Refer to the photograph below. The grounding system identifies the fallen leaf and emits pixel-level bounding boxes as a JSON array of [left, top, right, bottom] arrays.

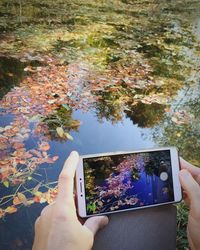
[[64, 132, 73, 140], [12, 142, 24, 150], [56, 127, 64, 138], [3, 181, 9, 188], [0, 208, 5, 218], [13, 196, 22, 205], [62, 104, 70, 110], [48, 100, 56, 104], [17, 192, 29, 206], [39, 142, 50, 151], [34, 191, 42, 197], [52, 155, 59, 162], [33, 196, 41, 203], [5, 206, 17, 214]]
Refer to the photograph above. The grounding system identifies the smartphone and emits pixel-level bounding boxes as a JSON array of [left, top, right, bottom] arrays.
[[76, 147, 182, 218]]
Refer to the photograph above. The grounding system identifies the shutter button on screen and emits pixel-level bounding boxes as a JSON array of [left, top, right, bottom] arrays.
[[160, 172, 168, 181]]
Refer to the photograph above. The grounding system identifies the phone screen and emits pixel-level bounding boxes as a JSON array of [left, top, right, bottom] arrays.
[[83, 150, 174, 215]]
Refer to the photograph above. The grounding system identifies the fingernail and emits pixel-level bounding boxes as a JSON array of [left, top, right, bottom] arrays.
[[71, 151, 78, 156]]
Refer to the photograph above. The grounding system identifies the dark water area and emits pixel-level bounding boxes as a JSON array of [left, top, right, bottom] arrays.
[[0, 0, 200, 249], [0, 57, 26, 98]]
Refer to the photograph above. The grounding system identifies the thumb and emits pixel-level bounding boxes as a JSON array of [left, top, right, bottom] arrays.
[[84, 216, 109, 236], [179, 169, 200, 216]]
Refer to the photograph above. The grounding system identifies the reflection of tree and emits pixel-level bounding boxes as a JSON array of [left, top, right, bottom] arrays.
[[131, 168, 140, 180], [84, 163, 96, 200], [152, 95, 200, 166], [125, 103, 166, 128], [41, 106, 80, 140], [145, 160, 156, 176], [0, 56, 26, 98]]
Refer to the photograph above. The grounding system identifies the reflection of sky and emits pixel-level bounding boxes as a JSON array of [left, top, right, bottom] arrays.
[[71, 110, 154, 155]]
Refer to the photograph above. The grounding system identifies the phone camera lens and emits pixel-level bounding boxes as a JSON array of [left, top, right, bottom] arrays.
[[81, 194, 83, 197], [80, 178, 82, 181]]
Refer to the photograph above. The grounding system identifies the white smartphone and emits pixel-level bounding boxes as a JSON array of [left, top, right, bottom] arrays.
[[76, 147, 182, 218]]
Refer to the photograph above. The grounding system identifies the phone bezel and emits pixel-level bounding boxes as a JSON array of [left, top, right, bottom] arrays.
[[75, 147, 182, 218]]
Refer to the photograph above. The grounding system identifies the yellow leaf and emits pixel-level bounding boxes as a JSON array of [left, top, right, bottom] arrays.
[[64, 132, 73, 140], [13, 196, 21, 205], [5, 206, 17, 214], [17, 192, 29, 206], [56, 127, 64, 138]]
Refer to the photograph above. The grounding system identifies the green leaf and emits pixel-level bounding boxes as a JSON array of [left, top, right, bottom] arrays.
[[62, 104, 70, 111], [3, 181, 9, 188], [87, 202, 96, 212]]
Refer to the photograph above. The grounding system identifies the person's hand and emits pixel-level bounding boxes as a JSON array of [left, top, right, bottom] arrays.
[[32, 151, 109, 250], [179, 158, 200, 250]]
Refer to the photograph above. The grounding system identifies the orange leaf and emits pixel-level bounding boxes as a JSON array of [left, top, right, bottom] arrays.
[[39, 142, 50, 151], [52, 156, 59, 162], [0, 208, 5, 218], [33, 196, 41, 203], [12, 142, 24, 150]]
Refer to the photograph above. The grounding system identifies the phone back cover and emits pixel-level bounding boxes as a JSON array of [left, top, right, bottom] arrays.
[[92, 205, 177, 250]]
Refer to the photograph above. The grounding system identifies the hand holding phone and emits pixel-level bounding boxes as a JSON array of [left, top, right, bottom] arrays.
[[76, 147, 182, 217]]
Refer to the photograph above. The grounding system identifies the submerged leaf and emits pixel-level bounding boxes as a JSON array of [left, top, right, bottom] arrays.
[[3, 181, 9, 188]]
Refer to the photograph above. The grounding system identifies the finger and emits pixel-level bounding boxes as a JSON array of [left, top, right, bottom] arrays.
[[35, 216, 41, 231], [179, 170, 200, 217], [182, 191, 190, 206], [84, 216, 109, 236], [197, 174, 200, 185], [180, 158, 200, 177], [57, 151, 79, 205], [32, 216, 41, 249]]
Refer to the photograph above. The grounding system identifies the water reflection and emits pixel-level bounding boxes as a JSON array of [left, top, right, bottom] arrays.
[[0, 0, 200, 249], [0, 57, 26, 98], [72, 110, 154, 154]]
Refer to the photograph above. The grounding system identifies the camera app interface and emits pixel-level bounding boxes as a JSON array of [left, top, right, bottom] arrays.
[[83, 150, 174, 215]]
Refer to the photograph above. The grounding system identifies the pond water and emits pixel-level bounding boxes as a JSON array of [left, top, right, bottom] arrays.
[[0, 0, 200, 249]]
